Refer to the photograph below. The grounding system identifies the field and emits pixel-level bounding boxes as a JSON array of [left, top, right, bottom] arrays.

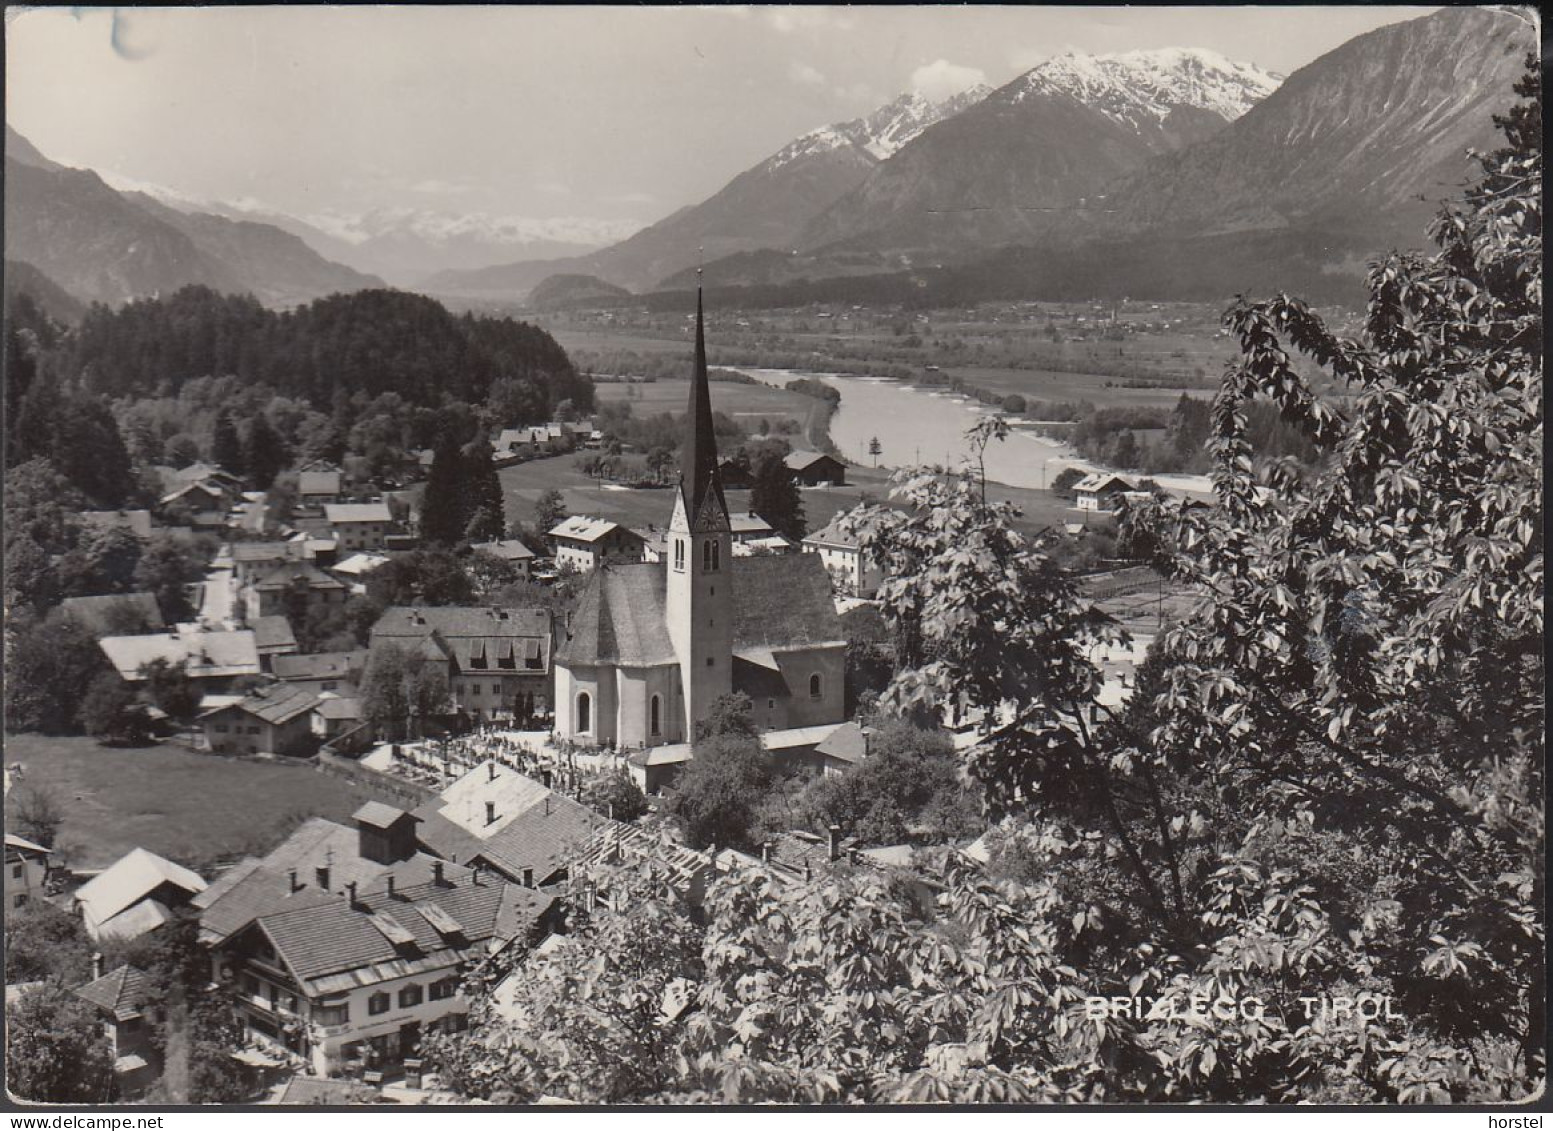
[[500, 453, 1074, 541], [2, 735, 391, 871], [596, 377, 824, 437]]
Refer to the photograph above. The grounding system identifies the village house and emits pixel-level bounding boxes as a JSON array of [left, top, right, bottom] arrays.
[[553, 296, 848, 749], [784, 450, 847, 487], [272, 650, 369, 695], [801, 518, 884, 598], [311, 693, 365, 743], [5, 833, 52, 910], [369, 606, 554, 725], [200, 683, 322, 756], [251, 615, 300, 670], [471, 539, 537, 578], [230, 541, 314, 587], [325, 502, 396, 551], [194, 807, 557, 1078], [73, 960, 162, 1098], [412, 761, 608, 887], [98, 626, 262, 691], [241, 559, 349, 622], [729, 512, 776, 543], [298, 468, 344, 506], [73, 847, 208, 943], [546, 516, 646, 573], [1072, 471, 1137, 513]]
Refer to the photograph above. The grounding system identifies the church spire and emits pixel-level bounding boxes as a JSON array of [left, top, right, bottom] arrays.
[[679, 283, 727, 525]]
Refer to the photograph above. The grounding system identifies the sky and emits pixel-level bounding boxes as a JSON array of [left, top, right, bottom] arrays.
[[6, 5, 1439, 243]]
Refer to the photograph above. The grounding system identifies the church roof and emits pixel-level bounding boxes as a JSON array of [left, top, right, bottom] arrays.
[[557, 554, 844, 670], [678, 289, 728, 529]]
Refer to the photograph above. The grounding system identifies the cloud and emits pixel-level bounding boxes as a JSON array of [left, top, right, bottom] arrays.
[[765, 8, 856, 34], [787, 61, 827, 88], [604, 191, 657, 205], [909, 59, 988, 101]]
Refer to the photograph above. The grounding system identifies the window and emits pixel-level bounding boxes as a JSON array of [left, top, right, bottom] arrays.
[[429, 977, 458, 1002], [398, 984, 424, 1009], [13, 893, 27, 909], [809, 673, 823, 699], [576, 692, 591, 734], [702, 539, 720, 572], [10, 864, 22, 881], [673, 539, 685, 572], [706, 657, 714, 668], [215, 724, 230, 734], [368, 992, 391, 1016], [470, 685, 481, 697], [650, 695, 661, 737], [244, 975, 260, 996], [316, 1001, 350, 1027]]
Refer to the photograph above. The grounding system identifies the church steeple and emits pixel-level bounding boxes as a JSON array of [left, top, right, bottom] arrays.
[[678, 287, 728, 528]]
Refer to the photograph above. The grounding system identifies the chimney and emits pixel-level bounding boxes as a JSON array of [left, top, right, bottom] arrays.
[[386, 874, 396, 900], [485, 800, 497, 825], [541, 769, 553, 788], [522, 867, 534, 889], [487, 761, 497, 782], [760, 843, 770, 864], [432, 861, 445, 887], [804, 860, 813, 881], [606, 802, 614, 821], [828, 825, 842, 862], [289, 869, 301, 893], [471, 862, 483, 886], [861, 727, 872, 758], [315, 865, 330, 891], [345, 881, 359, 907], [91, 953, 103, 981], [585, 882, 597, 912]]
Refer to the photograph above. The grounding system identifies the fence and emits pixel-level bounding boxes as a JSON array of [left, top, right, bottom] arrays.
[[312, 748, 436, 808]]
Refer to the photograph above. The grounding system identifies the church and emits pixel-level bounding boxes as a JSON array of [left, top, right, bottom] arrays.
[[553, 295, 848, 749]]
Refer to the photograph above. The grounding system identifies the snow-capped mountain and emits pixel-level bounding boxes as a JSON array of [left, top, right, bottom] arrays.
[[1011, 48, 1280, 128], [768, 85, 993, 170], [796, 47, 1283, 257], [423, 85, 991, 298]]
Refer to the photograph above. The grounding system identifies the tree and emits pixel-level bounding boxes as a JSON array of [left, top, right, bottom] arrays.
[[693, 691, 757, 743], [81, 671, 154, 744], [867, 436, 883, 466], [4, 616, 112, 733], [582, 766, 650, 823], [663, 733, 772, 851], [140, 657, 202, 721], [5, 983, 116, 1103], [8, 785, 66, 849], [749, 450, 805, 541], [132, 532, 208, 624], [242, 412, 287, 490], [1049, 465, 1086, 499], [3, 901, 96, 986], [1001, 394, 1027, 415], [463, 438, 507, 541], [366, 549, 474, 607], [534, 489, 567, 537], [361, 644, 450, 741], [420, 436, 467, 545], [210, 408, 245, 476]]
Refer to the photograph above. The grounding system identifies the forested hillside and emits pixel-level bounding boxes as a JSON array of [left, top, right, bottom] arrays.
[[52, 286, 591, 413]]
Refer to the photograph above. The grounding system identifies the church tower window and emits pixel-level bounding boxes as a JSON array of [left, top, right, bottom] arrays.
[[650, 695, 662, 737], [577, 692, 591, 734]]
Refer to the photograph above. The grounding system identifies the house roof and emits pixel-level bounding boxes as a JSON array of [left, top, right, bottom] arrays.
[[59, 592, 165, 636], [370, 607, 552, 674], [802, 519, 863, 550], [784, 450, 840, 472], [231, 540, 309, 564], [472, 540, 536, 562], [272, 650, 368, 682], [729, 513, 775, 536], [193, 819, 474, 945], [733, 536, 794, 557], [548, 515, 625, 544], [80, 510, 154, 540], [253, 875, 553, 993], [93, 898, 176, 943], [353, 801, 413, 830], [558, 555, 843, 669], [314, 695, 363, 721], [251, 616, 299, 652], [75, 847, 207, 934], [814, 721, 869, 764], [413, 762, 608, 884], [330, 553, 390, 576], [298, 471, 342, 495], [1074, 472, 1136, 494], [98, 629, 261, 681], [5, 833, 52, 859], [74, 965, 155, 1022], [253, 561, 347, 592], [324, 502, 392, 524], [200, 682, 320, 726]]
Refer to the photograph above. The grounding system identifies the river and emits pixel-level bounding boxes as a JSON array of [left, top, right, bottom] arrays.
[[740, 368, 1081, 491]]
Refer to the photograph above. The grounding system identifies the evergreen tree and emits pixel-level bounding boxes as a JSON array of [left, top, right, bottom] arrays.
[[463, 438, 506, 541], [749, 450, 805, 541], [243, 412, 287, 490], [420, 436, 467, 545], [210, 409, 245, 476], [534, 489, 567, 536]]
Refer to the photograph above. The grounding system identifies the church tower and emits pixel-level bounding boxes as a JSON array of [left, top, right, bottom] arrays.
[[666, 288, 733, 739]]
